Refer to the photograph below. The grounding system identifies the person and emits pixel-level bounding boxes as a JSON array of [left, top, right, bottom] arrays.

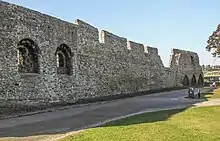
[[210, 84, 214, 90], [213, 82, 216, 88], [197, 88, 201, 98], [188, 87, 194, 99], [188, 87, 191, 95]]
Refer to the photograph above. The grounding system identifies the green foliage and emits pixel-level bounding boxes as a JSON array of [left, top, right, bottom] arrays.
[[206, 24, 220, 57]]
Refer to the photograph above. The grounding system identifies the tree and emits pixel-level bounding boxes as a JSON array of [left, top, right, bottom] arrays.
[[206, 24, 220, 57]]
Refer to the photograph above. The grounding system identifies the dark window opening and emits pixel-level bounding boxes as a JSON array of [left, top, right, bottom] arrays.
[[190, 56, 194, 65], [17, 38, 40, 73], [55, 44, 72, 75], [182, 75, 189, 86], [191, 75, 197, 86]]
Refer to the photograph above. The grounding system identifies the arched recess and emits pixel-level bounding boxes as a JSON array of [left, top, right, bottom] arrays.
[[198, 74, 204, 86], [55, 44, 72, 75], [191, 74, 197, 86], [182, 75, 189, 86], [17, 38, 40, 73]]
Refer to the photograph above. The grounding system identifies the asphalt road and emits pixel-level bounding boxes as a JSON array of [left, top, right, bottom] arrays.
[[0, 89, 205, 140]]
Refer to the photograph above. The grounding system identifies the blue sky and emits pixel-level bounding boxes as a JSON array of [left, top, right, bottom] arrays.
[[4, 0, 220, 66]]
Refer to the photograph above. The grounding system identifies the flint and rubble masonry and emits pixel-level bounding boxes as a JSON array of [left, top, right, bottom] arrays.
[[0, 1, 203, 105]]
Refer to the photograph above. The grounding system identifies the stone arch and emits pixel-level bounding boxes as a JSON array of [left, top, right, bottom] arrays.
[[55, 44, 72, 74], [182, 75, 189, 86], [17, 38, 40, 73], [198, 74, 204, 86], [191, 74, 197, 86]]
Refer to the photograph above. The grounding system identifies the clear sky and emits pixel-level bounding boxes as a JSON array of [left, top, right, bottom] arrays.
[[4, 0, 220, 66]]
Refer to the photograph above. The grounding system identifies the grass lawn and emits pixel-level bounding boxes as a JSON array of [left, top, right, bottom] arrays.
[[202, 88, 220, 99], [61, 106, 220, 141]]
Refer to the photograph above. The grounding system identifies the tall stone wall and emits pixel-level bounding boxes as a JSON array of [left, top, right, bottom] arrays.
[[0, 1, 78, 103], [0, 1, 203, 105]]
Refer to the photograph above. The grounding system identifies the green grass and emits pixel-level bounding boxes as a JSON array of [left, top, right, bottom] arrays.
[[61, 106, 220, 141], [202, 88, 220, 99]]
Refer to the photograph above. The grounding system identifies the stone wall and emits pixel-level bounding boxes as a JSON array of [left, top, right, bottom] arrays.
[[0, 1, 203, 105]]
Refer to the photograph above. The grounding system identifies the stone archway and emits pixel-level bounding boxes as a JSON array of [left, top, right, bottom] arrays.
[[182, 75, 189, 86], [198, 74, 204, 86], [191, 75, 197, 86]]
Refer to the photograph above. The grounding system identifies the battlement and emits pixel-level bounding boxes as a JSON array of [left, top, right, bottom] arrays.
[[127, 40, 145, 56], [101, 30, 127, 51], [147, 46, 158, 55], [0, 0, 202, 67], [0, 0, 200, 60], [76, 19, 163, 57], [75, 19, 98, 30]]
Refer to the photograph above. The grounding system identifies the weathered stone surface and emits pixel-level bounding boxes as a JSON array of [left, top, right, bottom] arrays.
[[0, 1, 203, 106]]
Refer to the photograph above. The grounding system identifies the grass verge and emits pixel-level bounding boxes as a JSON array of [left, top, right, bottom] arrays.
[[202, 88, 220, 99], [61, 106, 220, 141]]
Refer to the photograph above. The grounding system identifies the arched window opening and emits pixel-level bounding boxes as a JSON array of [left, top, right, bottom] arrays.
[[191, 75, 197, 86], [182, 75, 189, 86], [55, 44, 72, 75], [17, 38, 39, 73], [198, 74, 204, 86]]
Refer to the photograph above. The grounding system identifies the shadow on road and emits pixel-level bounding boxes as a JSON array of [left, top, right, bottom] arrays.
[[102, 89, 215, 128], [103, 108, 188, 127]]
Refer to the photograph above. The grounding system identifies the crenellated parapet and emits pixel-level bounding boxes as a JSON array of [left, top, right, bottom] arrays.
[[101, 30, 127, 51], [76, 19, 163, 60], [127, 41, 145, 55], [146, 46, 158, 55], [75, 19, 99, 45]]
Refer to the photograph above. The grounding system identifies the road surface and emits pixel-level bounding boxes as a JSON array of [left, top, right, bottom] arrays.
[[0, 89, 206, 140]]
